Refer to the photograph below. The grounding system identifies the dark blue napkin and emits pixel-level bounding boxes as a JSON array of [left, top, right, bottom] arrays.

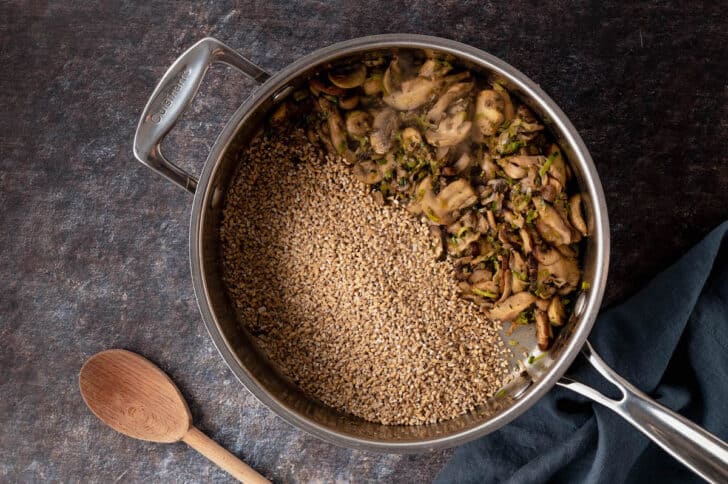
[[436, 221, 728, 484]]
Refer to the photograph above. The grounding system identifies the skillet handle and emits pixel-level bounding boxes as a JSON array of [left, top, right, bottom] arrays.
[[557, 340, 728, 483], [133, 37, 270, 193]]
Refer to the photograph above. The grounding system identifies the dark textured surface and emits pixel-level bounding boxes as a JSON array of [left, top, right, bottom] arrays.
[[1, 1, 726, 482]]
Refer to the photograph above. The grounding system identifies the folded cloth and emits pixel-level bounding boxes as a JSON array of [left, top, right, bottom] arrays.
[[435, 221, 728, 484]]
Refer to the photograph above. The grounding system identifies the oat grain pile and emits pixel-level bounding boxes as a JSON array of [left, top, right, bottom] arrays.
[[221, 130, 513, 425]]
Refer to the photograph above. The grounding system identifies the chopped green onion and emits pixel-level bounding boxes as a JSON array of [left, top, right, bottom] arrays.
[[539, 151, 558, 178], [472, 288, 498, 299], [513, 271, 528, 282]]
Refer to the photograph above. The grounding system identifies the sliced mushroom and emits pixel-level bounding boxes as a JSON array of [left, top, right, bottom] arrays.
[[338, 95, 359, 110], [418, 58, 453, 79], [515, 105, 544, 132], [499, 159, 527, 179], [471, 280, 500, 299], [352, 160, 383, 185], [432, 179, 478, 219], [535, 310, 553, 350], [505, 155, 545, 168], [370, 109, 399, 154], [533, 244, 563, 265], [469, 269, 493, 284], [533, 197, 573, 245], [510, 251, 529, 293], [449, 228, 480, 256], [425, 111, 472, 147], [383, 77, 436, 111], [548, 297, 565, 326], [519, 228, 533, 254], [401, 127, 423, 152], [382, 57, 403, 95], [318, 98, 347, 155], [547, 144, 568, 188], [426, 82, 473, 125], [475, 89, 505, 136], [480, 155, 498, 181], [534, 297, 551, 311], [540, 183, 558, 203], [328, 64, 367, 89], [345, 111, 371, 138], [497, 269, 512, 302], [362, 75, 383, 96], [309, 78, 346, 97], [486, 210, 497, 231], [537, 256, 580, 295], [269, 103, 287, 126], [453, 152, 472, 174], [488, 292, 537, 322], [428, 225, 446, 261], [569, 194, 588, 236], [407, 176, 437, 217], [493, 83, 515, 122]]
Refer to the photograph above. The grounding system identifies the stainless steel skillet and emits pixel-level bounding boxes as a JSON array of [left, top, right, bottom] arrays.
[[133, 35, 728, 481]]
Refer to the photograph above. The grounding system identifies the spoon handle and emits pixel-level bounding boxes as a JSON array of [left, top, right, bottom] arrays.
[[182, 426, 270, 484]]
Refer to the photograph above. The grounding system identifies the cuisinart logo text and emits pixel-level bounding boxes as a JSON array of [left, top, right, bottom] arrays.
[[150, 67, 191, 124]]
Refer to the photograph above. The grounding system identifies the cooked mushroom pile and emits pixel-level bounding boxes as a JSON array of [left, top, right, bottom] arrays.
[[274, 52, 589, 351]]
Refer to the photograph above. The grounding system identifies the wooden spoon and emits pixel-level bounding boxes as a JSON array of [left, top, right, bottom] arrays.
[[79, 349, 270, 484]]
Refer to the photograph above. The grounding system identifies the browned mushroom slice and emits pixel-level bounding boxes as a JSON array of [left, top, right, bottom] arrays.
[[426, 82, 473, 125], [428, 225, 446, 261], [492, 83, 515, 122], [425, 111, 472, 147], [499, 159, 527, 179], [433, 179, 477, 219], [546, 144, 568, 188], [328, 64, 367, 89], [453, 152, 472, 174], [569, 194, 588, 236], [318, 98, 347, 155], [345, 110, 371, 138], [537, 256, 580, 295], [469, 269, 493, 284], [418, 58, 453, 79], [519, 228, 533, 254], [497, 269, 513, 302], [362, 74, 383, 96], [535, 310, 553, 350], [540, 183, 558, 203], [382, 57, 403, 95], [548, 297, 566, 326], [515, 105, 544, 132], [352, 160, 383, 185], [533, 197, 573, 246], [534, 297, 550, 311], [510, 251, 529, 293], [383, 77, 436, 111], [533, 244, 563, 265], [401, 127, 423, 152], [471, 280, 500, 299], [475, 89, 505, 136], [488, 292, 537, 322], [370, 109, 399, 154], [407, 176, 437, 217], [309, 78, 346, 97], [338, 95, 359, 110]]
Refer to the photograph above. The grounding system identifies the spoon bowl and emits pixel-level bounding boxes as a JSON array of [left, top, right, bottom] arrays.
[[80, 349, 191, 443]]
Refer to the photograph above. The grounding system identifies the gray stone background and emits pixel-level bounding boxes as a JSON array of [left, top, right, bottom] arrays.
[[1, 1, 726, 482]]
